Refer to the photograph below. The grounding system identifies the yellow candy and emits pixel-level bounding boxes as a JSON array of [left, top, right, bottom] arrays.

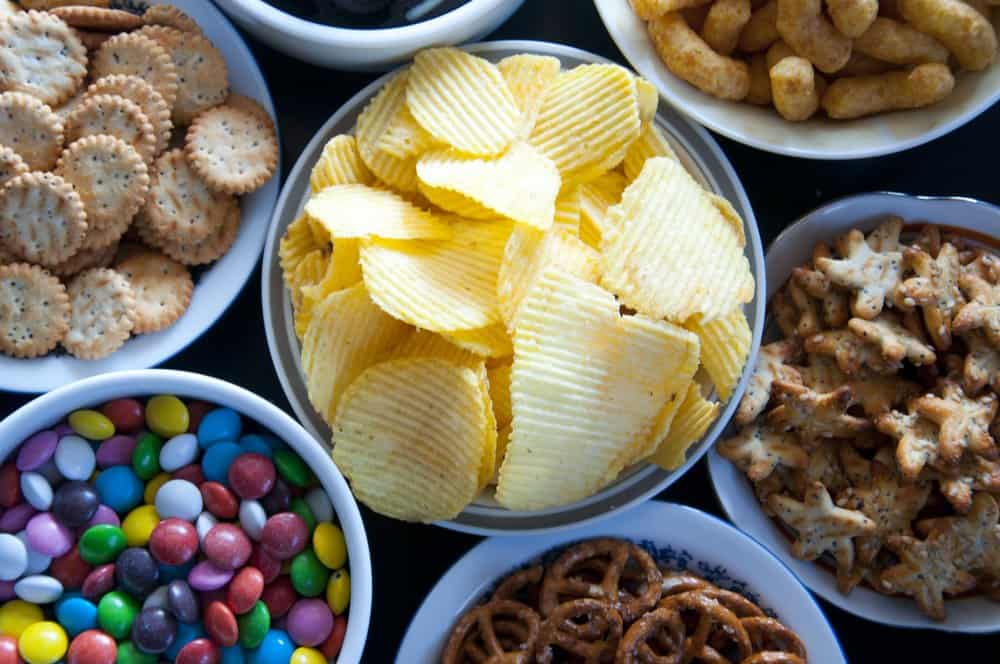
[[17, 621, 66, 664], [144, 473, 171, 505], [0, 600, 43, 638], [312, 523, 347, 570], [145, 395, 189, 438], [122, 505, 160, 547], [68, 410, 115, 441], [326, 569, 350, 615], [291, 647, 326, 664]]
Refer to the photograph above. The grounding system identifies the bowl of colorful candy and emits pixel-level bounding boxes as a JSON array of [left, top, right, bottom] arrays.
[[0, 370, 371, 664]]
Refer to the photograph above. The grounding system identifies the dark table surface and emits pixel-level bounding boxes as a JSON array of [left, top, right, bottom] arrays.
[[4, 0, 999, 660]]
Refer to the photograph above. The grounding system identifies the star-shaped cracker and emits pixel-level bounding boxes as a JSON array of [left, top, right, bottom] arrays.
[[924, 454, 1000, 513], [735, 339, 803, 425], [847, 312, 937, 366], [962, 331, 1000, 394], [768, 381, 871, 448], [772, 280, 822, 339], [864, 216, 903, 252], [912, 382, 998, 464], [717, 422, 808, 481], [876, 406, 941, 480], [816, 221, 906, 320], [914, 493, 1000, 576], [787, 440, 850, 499], [880, 534, 978, 620], [792, 243, 850, 328], [797, 352, 845, 393], [897, 244, 965, 350], [953, 271, 1000, 348], [804, 329, 902, 375], [848, 372, 922, 418]]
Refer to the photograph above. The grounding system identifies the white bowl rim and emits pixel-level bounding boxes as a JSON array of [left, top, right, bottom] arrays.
[[0, 369, 373, 661]]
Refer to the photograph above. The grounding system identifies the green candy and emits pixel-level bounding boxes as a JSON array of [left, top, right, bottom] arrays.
[[290, 549, 330, 598], [289, 497, 316, 532], [273, 449, 313, 488], [237, 601, 270, 649], [79, 524, 128, 565], [131, 432, 163, 481], [98, 590, 139, 639], [116, 642, 157, 664]]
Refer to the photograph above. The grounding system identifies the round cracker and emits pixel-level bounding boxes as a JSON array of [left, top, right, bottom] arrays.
[[0, 172, 87, 267], [224, 94, 274, 126], [137, 196, 241, 266], [91, 32, 178, 110], [19, 1, 109, 7], [0, 145, 28, 188], [65, 93, 157, 164], [185, 104, 278, 195], [143, 4, 200, 33], [49, 238, 118, 278], [50, 6, 143, 31], [0, 91, 64, 171], [0, 11, 88, 106], [87, 74, 172, 155], [136, 26, 228, 125], [75, 30, 113, 52], [116, 248, 192, 333], [0, 262, 70, 357], [63, 266, 135, 359]]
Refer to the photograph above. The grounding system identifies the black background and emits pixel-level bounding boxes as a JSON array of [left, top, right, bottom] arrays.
[[3, 0, 999, 660]]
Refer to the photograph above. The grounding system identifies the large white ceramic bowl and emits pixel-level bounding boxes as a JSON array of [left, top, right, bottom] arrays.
[[261, 40, 766, 534], [396, 500, 846, 663], [212, 0, 526, 70], [0, 369, 373, 661], [0, 0, 281, 394], [594, 0, 1000, 159], [708, 192, 1000, 631]]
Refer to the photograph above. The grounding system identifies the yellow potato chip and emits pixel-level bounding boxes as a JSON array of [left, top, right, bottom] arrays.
[[601, 157, 754, 323], [495, 268, 701, 511], [407, 47, 520, 156], [487, 361, 513, 428], [498, 53, 562, 137], [477, 362, 498, 490], [375, 106, 438, 160], [579, 171, 628, 249], [635, 76, 659, 124], [305, 184, 452, 240], [331, 358, 494, 522], [417, 183, 496, 220], [300, 284, 410, 425], [361, 218, 511, 332], [529, 63, 641, 185], [623, 122, 677, 182], [279, 214, 323, 290], [416, 141, 559, 230], [355, 70, 419, 192], [650, 383, 720, 470], [294, 297, 317, 341], [492, 422, 511, 483], [309, 134, 373, 193], [709, 192, 746, 247], [497, 226, 602, 331], [382, 328, 482, 368], [300, 239, 362, 304], [289, 249, 328, 294], [686, 307, 752, 401], [553, 185, 581, 236], [443, 323, 513, 359]]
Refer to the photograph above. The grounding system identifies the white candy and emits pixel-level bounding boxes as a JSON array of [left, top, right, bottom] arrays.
[[20, 471, 53, 511], [304, 487, 334, 524], [196, 512, 218, 545], [15, 531, 51, 575], [159, 434, 199, 473], [0, 533, 28, 581], [54, 435, 96, 481], [143, 585, 169, 611], [14, 574, 63, 604], [239, 500, 267, 541], [154, 479, 203, 522]]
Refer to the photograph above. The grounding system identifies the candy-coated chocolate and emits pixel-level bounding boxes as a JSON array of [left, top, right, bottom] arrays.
[[225, 568, 263, 616], [17, 621, 67, 664], [0, 466, 20, 508], [163, 622, 204, 663], [153, 481, 201, 523], [0, 634, 19, 664], [258, 480, 290, 516], [187, 562, 232, 592], [286, 599, 332, 647], [19, 474, 52, 512], [94, 467, 143, 515], [259, 514, 307, 562], [0, 535, 28, 581], [202, 525, 251, 572], [130, 435, 162, 483], [236, 602, 269, 649], [184, 402, 213, 436], [97, 590, 139, 639], [200, 444, 241, 485], [170, 465, 204, 487], [25, 513, 72, 558], [236, 436, 272, 460], [80, 565, 115, 601], [121, 506, 159, 548], [129, 608, 175, 655], [14, 532, 50, 576], [197, 409, 241, 448], [287, 499, 315, 533], [198, 484, 237, 521], [227, 455, 275, 501], [148, 519, 197, 567], [302, 489, 333, 526], [48, 547, 91, 591], [156, 561, 194, 585], [13, 576, 62, 605], [203, 602, 237, 647], [95, 437, 137, 470], [115, 641, 156, 664], [318, 615, 346, 659], [54, 437, 96, 482], [325, 570, 349, 616], [272, 451, 312, 489], [16, 433, 58, 473], [165, 581, 198, 624], [52, 482, 100, 529], [66, 629, 116, 664], [237, 502, 266, 542], [0, 506, 36, 535], [246, 629, 291, 664], [115, 548, 159, 598], [143, 475, 170, 506], [78, 526, 127, 566], [247, 547, 280, 585], [0, 600, 42, 639], [194, 514, 217, 546], [174, 638, 218, 664], [100, 400, 144, 434], [259, 577, 295, 620], [142, 587, 168, 612], [68, 411, 114, 442], [311, 523, 346, 571], [145, 397, 188, 440], [158, 435, 197, 474], [289, 551, 328, 599], [82, 506, 119, 530], [219, 645, 243, 664], [290, 646, 324, 664], [54, 596, 97, 637]]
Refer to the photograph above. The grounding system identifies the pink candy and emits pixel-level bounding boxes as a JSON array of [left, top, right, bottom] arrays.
[[26, 512, 73, 557], [95, 436, 137, 469], [83, 505, 120, 530], [287, 599, 334, 647], [16, 431, 58, 471], [188, 561, 234, 591], [0, 504, 37, 533]]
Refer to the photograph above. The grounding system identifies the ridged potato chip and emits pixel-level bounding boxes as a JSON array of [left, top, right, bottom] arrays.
[[309, 134, 373, 193], [487, 361, 513, 428], [623, 122, 677, 182], [497, 226, 602, 331], [416, 141, 560, 230], [375, 106, 438, 160], [529, 64, 641, 185], [305, 184, 452, 240], [382, 328, 482, 368], [601, 157, 754, 323], [361, 218, 511, 332], [289, 249, 328, 296], [443, 323, 513, 359], [407, 47, 520, 156], [687, 307, 752, 400], [498, 53, 562, 137], [580, 171, 628, 249], [300, 239, 362, 304], [553, 185, 581, 236], [635, 76, 659, 124], [649, 383, 720, 470], [331, 358, 494, 522], [496, 269, 700, 510], [279, 215, 324, 290], [301, 284, 410, 425], [355, 71, 419, 192], [492, 422, 512, 483]]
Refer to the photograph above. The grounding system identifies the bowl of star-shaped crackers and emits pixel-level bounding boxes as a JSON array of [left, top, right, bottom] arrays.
[[708, 192, 1000, 631], [0, 1, 280, 393]]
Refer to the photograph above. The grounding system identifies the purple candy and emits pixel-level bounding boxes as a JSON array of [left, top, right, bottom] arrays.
[[0, 504, 37, 533], [187, 561, 234, 591], [16, 431, 59, 471], [95, 436, 137, 469], [84, 505, 120, 530], [25, 512, 73, 557], [54, 423, 74, 437], [286, 599, 334, 647], [0, 580, 14, 601]]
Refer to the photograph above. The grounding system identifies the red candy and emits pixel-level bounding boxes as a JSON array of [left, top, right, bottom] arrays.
[[319, 615, 348, 659], [260, 576, 296, 619], [202, 524, 252, 571], [248, 545, 282, 584], [227, 567, 264, 615], [200, 483, 239, 520], [0, 635, 22, 664], [186, 401, 214, 434], [67, 630, 116, 664], [204, 601, 238, 647], [227, 454, 276, 500], [100, 399, 144, 434], [171, 464, 204, 486], [81, 564, 116, 600], [149, 518, 199, 566], [0, 464, 19, 508], [175, 639, 219, 664], [49, 546, 92, 590], [259, 513, 308, 561]]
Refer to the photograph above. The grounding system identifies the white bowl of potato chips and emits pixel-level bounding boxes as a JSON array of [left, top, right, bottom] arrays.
[[263, 41, 765, 533]]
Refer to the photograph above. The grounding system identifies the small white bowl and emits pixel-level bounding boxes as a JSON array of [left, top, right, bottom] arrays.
[[396, 500, 846, 663], [708, 192, 1000, 632], [594, 0, 1000, 159], [212, 0, 526, 70], [0, 369, 373, 661]]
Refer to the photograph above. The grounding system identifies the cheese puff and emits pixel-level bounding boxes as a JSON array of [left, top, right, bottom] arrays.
[[648, 12, 751, 99], [899, 0, 997, 70], [776, 0, 853, 72], [822, 63, 955, 118]]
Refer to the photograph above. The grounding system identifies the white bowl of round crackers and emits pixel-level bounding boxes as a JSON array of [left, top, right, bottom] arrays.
[[709, 191, 1000, 631]]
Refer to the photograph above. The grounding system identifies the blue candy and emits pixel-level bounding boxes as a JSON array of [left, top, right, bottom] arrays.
[[158, 559, 195, 584], [247, 630, 294, 664], [198, 408, 242, 448], [201, 442, 243, 484], [94, 465, 143, 514], [164, 620, 205, 661], [221, 646, 246, 664], [237, 434, 285, 459], [55, 594, 98, 637]]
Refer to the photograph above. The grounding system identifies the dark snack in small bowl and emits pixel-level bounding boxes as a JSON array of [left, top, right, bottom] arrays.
[[268, 0, 471, 29]]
